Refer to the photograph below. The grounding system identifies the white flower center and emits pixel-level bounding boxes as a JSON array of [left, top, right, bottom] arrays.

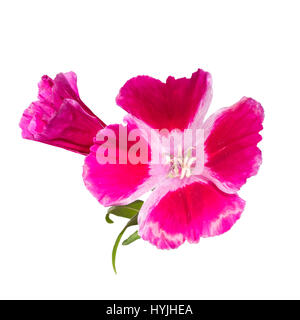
[[165, 146, 197, 179]]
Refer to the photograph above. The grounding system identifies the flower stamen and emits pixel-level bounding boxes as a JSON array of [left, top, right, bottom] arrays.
[[165, 147, 197, 179]]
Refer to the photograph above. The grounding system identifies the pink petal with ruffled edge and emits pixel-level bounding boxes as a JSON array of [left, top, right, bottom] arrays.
[[116, 69, 212, 131], [203, 97, 264, 193], [54, 72, 79, 98], [83, 122, 164, 206], [139, 178, 245, 249], [19, 72, 105, 155], [37, 75, 54, 103]]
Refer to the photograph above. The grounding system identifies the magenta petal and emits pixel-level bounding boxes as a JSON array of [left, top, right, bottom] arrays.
[[116, 69, 212, 131], [38, 75, 54, 103], [83, 123, 161, 206], [19, 72, 105, 155], [39, 99, 105, 154], [54, 72, 79, 98], [139, 180, 245, 249], [203, 97, 264, 193]]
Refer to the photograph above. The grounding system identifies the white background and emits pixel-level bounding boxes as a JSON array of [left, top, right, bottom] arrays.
[[0, 0, 299, 299]]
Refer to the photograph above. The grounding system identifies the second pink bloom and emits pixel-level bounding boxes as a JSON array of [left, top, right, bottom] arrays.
[[20, 72, 105, 155]]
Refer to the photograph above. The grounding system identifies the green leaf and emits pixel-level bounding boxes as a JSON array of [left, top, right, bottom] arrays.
[[112, 214, 138, 274], [106, 200, 143, 224], [122, 230, 140, 245]]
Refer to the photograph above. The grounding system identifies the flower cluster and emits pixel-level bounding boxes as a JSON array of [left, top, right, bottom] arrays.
[[20, 69, 264, 272]]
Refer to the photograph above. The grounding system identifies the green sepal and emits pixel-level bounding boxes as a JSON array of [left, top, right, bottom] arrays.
[[122, 230, 140, 245], [105, 200, 143, 224]]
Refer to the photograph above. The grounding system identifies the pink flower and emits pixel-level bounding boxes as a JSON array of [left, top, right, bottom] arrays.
[[83, 69, 264, 249], [19, 72, 106, 155]]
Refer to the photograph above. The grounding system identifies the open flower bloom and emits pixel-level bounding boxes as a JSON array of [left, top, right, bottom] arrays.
[[83, 69, 264, 249], [19, 72, 106, 155]]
